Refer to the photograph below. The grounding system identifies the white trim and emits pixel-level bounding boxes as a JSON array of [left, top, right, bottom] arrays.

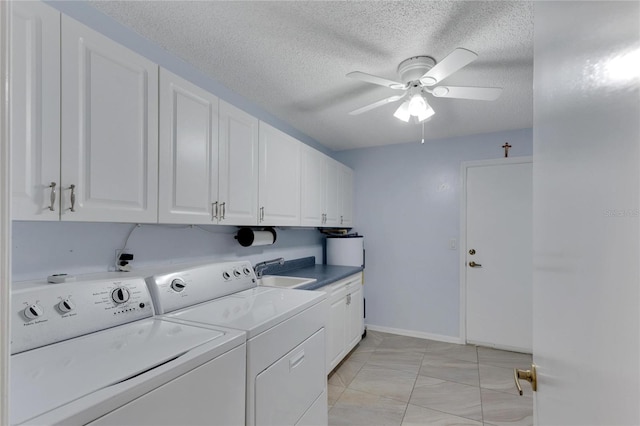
[[0, 1, 11, 424], [467, 338, 532, 355], [458, 156, 533, 345], [365, 324, 463, 345]]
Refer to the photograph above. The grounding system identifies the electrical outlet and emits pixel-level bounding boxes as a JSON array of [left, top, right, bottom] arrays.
[[115, 249, 134, 271]]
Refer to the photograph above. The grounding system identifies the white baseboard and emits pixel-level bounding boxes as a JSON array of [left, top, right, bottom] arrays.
[[365, 324, 463, 344], [467, 339, 532, 354]]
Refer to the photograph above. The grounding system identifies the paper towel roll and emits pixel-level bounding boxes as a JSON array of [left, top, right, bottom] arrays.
[[236, 227, 277, 247]]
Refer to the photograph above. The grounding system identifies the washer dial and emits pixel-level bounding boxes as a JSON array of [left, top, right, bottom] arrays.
[[111, 287, 130, 304], [24, 303, 44, 320], [58, 298, 75, 313], [170, 278, 187, 292]]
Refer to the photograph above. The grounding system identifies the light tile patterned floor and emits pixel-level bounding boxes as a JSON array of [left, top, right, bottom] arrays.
[[328, 330, 533, 426]]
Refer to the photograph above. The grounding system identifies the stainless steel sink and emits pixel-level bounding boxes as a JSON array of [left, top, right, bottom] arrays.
[[258, 275, 316, 289]]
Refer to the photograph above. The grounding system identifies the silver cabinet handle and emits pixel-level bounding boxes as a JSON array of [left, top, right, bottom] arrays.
[[68, 184, 76, 212], [260, 206, 264, 222], [48, 182, 57, 211], [346, 293, 351, 305], [340, 215, 343, 225], [220, 202, 226, 219], [212, 201, 218, 220]]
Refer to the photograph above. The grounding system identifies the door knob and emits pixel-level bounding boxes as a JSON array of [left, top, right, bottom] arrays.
[[513, 364, 537, 395], [468, 261, 482, 268]]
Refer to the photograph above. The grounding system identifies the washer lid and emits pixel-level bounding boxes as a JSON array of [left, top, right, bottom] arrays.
[[166, 287, 325, 339], [10, 318, 230, 425]]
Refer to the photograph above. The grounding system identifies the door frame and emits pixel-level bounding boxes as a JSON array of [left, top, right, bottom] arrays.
[[0, 0, 11, 423], [459, 156, 533, 345]]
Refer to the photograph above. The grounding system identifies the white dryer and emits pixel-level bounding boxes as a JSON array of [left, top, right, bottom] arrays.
[[146, 260, 328, 426], [10, 274, 246, 426]]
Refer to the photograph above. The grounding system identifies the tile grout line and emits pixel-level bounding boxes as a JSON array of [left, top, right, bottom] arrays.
[[398, 349, 426, 426], [477, 346, 486, 424]]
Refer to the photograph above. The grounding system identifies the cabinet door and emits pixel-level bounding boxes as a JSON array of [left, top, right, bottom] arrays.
[[339, 165, 354, 227], [219, 100, 259, 225], [327, 291, 347, 373], [159, 69, 219, 224], [258, 122, 301, 226], [61, 16, 158, 223], [300, 146, 324, 227], [324, 158, 340, 227], [346, 283, 364, 350], [10, 2, 60, 220]]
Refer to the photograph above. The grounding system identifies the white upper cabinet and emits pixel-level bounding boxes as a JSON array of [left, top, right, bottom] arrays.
[[10, 3, 353, 228], [60, 16, 158, 223], [10, 2, 60, 220], [300, 145, 325, 226], [258, 122, 301, 226], [324, 158, 340, 227], [300, 147, 348, 228], [159, 69, 219, 224], [219, 100, 259, 226], [338, 164, 354, 227]]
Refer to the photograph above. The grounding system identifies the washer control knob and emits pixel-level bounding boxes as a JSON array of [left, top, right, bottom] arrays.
[[222, 271, 231, 280], [243, 267, 252, 276], [233, 269, 242, 278], [170, 278, 187, 292], [111, 287, 130, 304], [24, 303, 44, 320], [58, 298, 75, 313]]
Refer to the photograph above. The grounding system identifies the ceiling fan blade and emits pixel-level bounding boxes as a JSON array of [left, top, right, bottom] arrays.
[[420, 48, 478, 86], [431, 86, 502, 101], [348, 95, 405, 115], [347, 71, 407, 90]]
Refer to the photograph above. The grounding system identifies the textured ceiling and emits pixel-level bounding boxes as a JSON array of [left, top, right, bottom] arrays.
[[89, 1, 534, 151]]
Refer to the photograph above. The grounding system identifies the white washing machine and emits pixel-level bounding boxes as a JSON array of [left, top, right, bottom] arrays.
[[10, 274, 246, 426], [146, 260, 328, 426]]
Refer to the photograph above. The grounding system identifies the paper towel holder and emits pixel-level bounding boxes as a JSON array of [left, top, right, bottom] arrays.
[[235, 227, 277, 247]]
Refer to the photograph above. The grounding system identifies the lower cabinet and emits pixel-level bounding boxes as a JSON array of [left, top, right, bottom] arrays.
[[326, 273, 364, 374]]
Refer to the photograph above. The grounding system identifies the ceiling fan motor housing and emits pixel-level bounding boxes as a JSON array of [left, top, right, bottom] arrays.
[[397, 56, 436, 83]]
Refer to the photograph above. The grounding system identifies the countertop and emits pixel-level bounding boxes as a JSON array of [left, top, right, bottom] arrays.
[[261, 256, 362, 291]]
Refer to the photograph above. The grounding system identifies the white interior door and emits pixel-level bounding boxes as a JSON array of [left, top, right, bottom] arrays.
[[464, 158, 532, 352], [532, 2, 639, 424]]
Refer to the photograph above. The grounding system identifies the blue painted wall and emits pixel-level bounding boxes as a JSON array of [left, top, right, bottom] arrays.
[[335, 128, 533, 339], [12, 222, 323, 282]]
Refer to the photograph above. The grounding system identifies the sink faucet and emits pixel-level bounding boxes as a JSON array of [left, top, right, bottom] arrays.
[[253, 257, 285, 278]]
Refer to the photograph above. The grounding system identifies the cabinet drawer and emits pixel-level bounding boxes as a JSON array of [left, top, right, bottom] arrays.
[[255, 328, 325, 426]]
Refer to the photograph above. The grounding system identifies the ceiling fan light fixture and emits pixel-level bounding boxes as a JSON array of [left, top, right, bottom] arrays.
[[393, 100, 411, 122], [417, 105, 435, 122], [408, 94, 427, 116]]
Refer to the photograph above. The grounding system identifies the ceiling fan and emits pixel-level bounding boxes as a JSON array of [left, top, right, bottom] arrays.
[[347, 48, 502, 123]]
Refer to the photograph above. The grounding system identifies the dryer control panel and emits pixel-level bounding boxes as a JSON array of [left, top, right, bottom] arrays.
[[146, 260, 256, 314], [11, 277, 153, 354]]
